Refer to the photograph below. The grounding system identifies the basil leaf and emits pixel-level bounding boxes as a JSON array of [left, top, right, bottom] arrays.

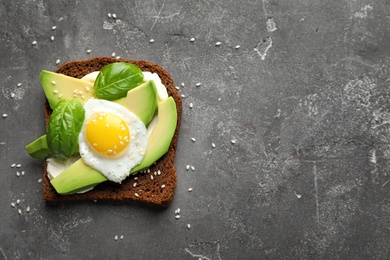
[[47, 99, 85, 160], [94, 62, 144, 100]]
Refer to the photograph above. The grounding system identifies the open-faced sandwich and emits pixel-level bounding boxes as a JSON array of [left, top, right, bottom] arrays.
[[26, 57, 182, 207]]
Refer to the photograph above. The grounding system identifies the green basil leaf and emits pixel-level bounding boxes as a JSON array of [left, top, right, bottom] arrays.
[[47, 99, 85, 160], [94, 62, 144, 100]]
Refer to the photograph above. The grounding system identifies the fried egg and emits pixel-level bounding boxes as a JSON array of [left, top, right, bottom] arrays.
[[78, 99, 148, 183]]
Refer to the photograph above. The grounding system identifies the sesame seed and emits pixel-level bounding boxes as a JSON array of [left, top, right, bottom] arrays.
[[177, 208, 180, 214], [56, 59, 60, 65], [106, 123, 110, 128], [191, 166, 195, 171], [16, 171, 20, 177], [107, 13, 111, 18], [21, 171, 25, 176], [52, 25, 57, 30], [218, 97, 222, 102], [11, 163, 16, 168], [150, 175, 154, 180], [188, 188, 193, 192], [114, 235, 118, 241], [212, 143, 216, 148], [32, 40, 37, 45], [112, 13, 117, 19], [181, 94, 186, 98], [86, 49, 92, 54], [2, 114, 7, 118], [93, 143, 97, 147], [147, 169, 150, 173], [186, 165, 190, 170], [215, 41, 221, 46], [187, 224, 191, 229], [26, 206, 30, 213], [85, 87, 90, 92], [231, 139, 236, 144], [189, 103, 193, 108], [120, 235, 124, 240], [191, 138, 196, 142], [116, 56, 121, 59], [11, 93, 15, 99], [18, 209, 22, 215], [134, 177, 138, 180], [53, 90, 58, 94], [134, 193, 139, 197], [133, 182, 137, 187], [175, 215, 180, 219], [190, 37, 195, 42], [157, 170, 161, 175], [50, 36, 55, 41], [195, 82, 201, 87], [16, 199, 21, 205], [16, 164, 21, 168], [175, 86, 180, 90], [10, 202, 15, 208], [111, 52, 116, 57], [51, 80, 56, 85], [58, 94, 63, 98], [161, 184, 166, 189], [17, 83, 22, 87], [38, 178, 42, 183], [235, 45, 240, 49], [181, 82, 185, 87], [149, 39, 155, 43]]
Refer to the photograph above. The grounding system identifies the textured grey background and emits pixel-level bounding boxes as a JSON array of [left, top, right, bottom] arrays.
[[1, 0, 390, 259]]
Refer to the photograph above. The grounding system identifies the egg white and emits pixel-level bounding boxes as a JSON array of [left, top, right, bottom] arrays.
[[78, 99, 148, 183]]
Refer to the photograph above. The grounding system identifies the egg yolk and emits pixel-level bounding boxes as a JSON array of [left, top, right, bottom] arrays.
[[85, 112, 130, 157]]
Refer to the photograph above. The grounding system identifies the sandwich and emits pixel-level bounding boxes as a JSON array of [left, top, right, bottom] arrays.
[[26, 57, 182, 207]]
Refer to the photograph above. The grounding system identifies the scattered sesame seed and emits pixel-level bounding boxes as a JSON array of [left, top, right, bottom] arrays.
[[154, 171, 157, 175], [17, 83, 22, 87], [16, 164, 21, 168], [18, 209, 22, 215], [134, 193, 139, 197], [189, 103, 193, 108], [10, 202, 15, 208], [188, 188, 193, 192], [11, 163, 16, 168], [218, 97, 222, 102], [51, 80, 56, 85], [187, 224, 191, 229], [175, 215, 180, 219], [53, 90, 58, 94], [107, 13, 112, 18], [147, 169, 151, 173], [191, 138, 196, 142], [195, 82, 201, 87], [150, 175, 154, 180], [58, 94, 63, 98], [134, 176, 138, 180], [190, 37, 195, 42], [181, 94, 186, 98], [32, 40, 37, 45], [114, 235, 118, 241], [215, 41, 221, 46], [16, 171, 20, 177], [149, 39, 155, 43], [120, 235, 124, 240], [86, 49, 92, 54], [177, 208, 180, 214], [231, 139, 237, 144], [11, 93, 15, 99], [175, 86, 180, 90], [56, 59, 60, 65], [2, 114, 7, 118], [133, 182, 137, 187], [186, 165, 190, 170], [116, 56, 121, 59], [191, 166, 195, 171], [50, 36, 55, 41], [212, 143, 216, 148], [16, 199, 21, 205], [161, 184, 166, 189], [181, 82, 185, 87], [112, 13, 117, 19], [157, 170, 161, 175], [52, 25, 57, 30], [111, 52, 116, 57], [26, 206, 30, 213], [38, 178, 42, 183], [21, 171, 25, 176]]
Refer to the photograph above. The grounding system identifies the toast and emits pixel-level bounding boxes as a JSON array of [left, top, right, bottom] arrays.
[[43, 57, 182, 207]]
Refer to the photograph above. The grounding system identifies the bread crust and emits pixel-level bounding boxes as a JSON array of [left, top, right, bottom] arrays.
[[43, 57, 182, 207]]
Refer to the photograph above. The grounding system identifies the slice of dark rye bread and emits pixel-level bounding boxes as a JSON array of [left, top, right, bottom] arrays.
[[42, 57, 182, 207]]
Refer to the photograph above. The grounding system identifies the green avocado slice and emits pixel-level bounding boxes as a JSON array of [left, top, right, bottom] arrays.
[[26, 135, 52, 160], [50, 97, 178, 195]]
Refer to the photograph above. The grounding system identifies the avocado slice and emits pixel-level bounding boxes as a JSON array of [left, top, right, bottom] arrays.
[[114, 80, 158, 126], [40, 70, 95, 109], [50, 97, 178, 195], [26, 135, 52, 160]]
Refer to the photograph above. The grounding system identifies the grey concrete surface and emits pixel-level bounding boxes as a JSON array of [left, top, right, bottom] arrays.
[[1, 0, 390, 259]]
